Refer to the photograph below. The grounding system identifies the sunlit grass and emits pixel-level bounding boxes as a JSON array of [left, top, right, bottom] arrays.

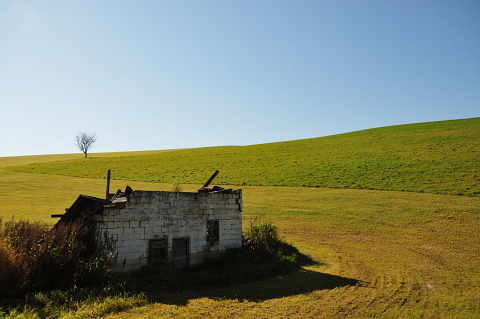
[[1, 166, 479, 318], [96, 185, 480, 318], [1, 118, 479, 318], [5, 118, 480, 196]]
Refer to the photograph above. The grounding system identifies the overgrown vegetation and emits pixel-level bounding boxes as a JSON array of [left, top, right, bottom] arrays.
[[5, 118, 480, 196], [0, 219, 309, 318], [244, 219, 281, 253], [0, 218, 115, 298], [242, 218, 306, 264]]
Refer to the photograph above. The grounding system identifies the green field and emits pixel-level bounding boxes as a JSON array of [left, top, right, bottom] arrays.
[[1, 118, 479, 318], [5, 118, 480, 196]]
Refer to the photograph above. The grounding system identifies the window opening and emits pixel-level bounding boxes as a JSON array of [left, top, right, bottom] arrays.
[[206, 220, 219, 245]]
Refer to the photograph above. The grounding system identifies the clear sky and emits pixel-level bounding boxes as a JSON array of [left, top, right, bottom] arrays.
[[1, 1, 479, 157]]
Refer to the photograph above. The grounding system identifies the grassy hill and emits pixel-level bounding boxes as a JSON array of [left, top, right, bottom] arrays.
[[6, 117, 480, 196], [1, 118, 480, 318]]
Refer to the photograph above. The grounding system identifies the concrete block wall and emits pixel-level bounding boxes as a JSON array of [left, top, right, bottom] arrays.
[[94, 190, 243, 272]]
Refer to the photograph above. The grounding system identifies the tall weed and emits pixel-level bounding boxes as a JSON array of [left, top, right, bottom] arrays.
[[244, 219, 281, 255], [0, 218, 115, 298]]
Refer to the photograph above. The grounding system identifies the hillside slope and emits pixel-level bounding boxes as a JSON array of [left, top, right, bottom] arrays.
[[6, 118, 480, 196]]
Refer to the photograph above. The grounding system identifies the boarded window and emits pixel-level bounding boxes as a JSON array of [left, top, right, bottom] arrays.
[[172, 238, 189, 269], [206, 220, 219, 245], [149, 238, 167, 267]]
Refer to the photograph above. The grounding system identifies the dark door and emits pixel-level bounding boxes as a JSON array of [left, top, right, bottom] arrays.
[[172, 238, 189, 269], [149, 239, 167, 267]]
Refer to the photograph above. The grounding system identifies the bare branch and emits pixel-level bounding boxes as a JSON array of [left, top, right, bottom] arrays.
[[75, 132, 97, 158]]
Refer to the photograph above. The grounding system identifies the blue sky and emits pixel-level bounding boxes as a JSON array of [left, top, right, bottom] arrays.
[[1, 1, 479, 157]]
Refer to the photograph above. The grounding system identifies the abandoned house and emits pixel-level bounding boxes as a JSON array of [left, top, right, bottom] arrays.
[[54, 173, 243, 272]]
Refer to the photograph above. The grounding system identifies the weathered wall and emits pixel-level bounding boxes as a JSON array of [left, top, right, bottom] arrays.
[[93, 190, 243, 272]]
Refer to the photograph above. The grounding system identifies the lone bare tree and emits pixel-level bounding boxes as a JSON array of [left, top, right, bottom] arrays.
[[75, 132, 97, 158]]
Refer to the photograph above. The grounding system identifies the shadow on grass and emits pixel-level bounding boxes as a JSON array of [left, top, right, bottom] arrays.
[[123, 244, 360, 306], [143, 267, 360, 305], [0, 244, 360, 314]]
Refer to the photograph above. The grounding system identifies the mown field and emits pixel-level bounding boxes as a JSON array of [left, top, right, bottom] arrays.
[[1, 118, 479, 318], [5, 118, 480, 196]]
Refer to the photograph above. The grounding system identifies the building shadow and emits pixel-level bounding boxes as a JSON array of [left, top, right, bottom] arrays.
[[148, 267, 360, 306]]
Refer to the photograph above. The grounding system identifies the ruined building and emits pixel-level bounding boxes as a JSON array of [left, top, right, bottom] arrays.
[[54, 172, 243, 272]]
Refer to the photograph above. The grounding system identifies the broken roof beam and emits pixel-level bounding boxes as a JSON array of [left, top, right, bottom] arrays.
[[202, 170, 220, 188]]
